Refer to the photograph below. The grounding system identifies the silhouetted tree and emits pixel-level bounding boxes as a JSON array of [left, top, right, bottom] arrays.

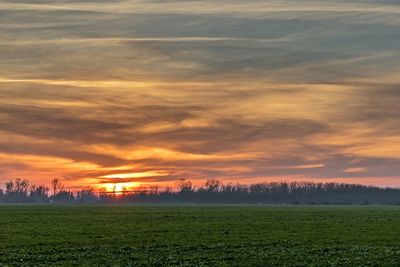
[[53, 190, 74, 203], [149, 186, 159, 195], [204, 179, 222, 192], [5, 180, 14, 194], [177, 178, 194, 193], [77, 188, 97, 203], [4, 178, 30, 202], [29, 185, 49, 203], [51, 178, 64, 197]]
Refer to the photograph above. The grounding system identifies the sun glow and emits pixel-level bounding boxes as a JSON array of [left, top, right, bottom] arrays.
[[103, 182, 139, 194]]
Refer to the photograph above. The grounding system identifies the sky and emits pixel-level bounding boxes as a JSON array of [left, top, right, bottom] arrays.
[[0, 0, 400, 190]]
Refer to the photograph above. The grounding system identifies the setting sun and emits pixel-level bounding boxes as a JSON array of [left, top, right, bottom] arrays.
[[102, 182, 139, 194]]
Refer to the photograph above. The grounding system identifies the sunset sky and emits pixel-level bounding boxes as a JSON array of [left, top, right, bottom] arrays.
[[0, 0, 400, 190]]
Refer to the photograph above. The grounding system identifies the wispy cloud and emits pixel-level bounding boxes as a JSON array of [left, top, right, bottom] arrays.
[[0, 0, 399, 188]]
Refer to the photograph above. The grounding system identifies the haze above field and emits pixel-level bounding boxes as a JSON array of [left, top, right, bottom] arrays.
[[0, 0, 399, 189]]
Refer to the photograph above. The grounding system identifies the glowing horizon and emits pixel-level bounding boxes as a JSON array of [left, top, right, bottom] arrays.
[[1, 0, 400, 189]]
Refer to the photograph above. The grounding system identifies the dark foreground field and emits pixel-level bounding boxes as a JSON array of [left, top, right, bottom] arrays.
[[1, 206, 400, 266]]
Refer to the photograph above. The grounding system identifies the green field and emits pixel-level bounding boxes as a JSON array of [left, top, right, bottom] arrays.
[[1, 205, 400, 266]]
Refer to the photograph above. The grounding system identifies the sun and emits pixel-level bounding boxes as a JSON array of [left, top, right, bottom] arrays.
[[103, 182, 138, 193]]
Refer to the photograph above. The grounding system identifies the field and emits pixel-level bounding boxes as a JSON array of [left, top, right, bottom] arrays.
[[1, 205, 400, 266]]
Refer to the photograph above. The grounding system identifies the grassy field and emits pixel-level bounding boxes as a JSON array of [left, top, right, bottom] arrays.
[[1, 205, 400, 266]]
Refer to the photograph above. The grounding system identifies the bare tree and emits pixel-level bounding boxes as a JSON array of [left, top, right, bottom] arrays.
[[149, 185, 159, 195], [15, 178, 30, 194], [4, 178, 30, 202], [5, 180, 14, 194], [176, 178, 193, 193], [205, 179, 222, 192], [29, 185, 49, 203], [51, 178, 64, 197]]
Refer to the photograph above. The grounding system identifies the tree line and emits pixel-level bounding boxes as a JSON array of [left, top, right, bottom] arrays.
[[1, 178, 400, 204], [0, 178, 74, 203]]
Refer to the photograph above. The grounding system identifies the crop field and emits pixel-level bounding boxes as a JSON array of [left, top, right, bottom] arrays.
[[1, 205, 400, 266]]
